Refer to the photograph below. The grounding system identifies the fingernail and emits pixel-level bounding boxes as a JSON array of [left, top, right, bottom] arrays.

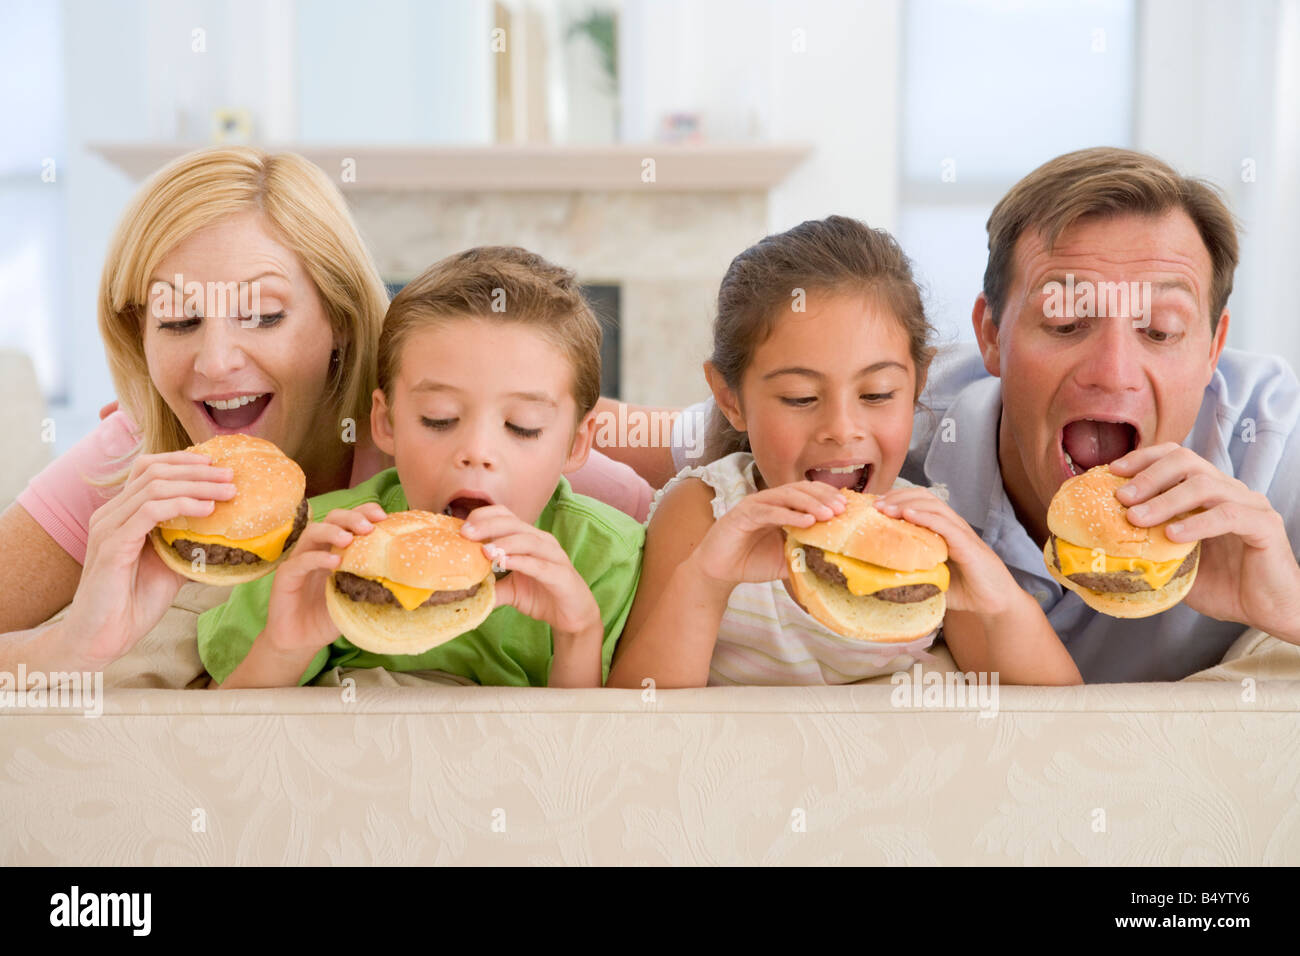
[[461, 523, 476, 536], [358, 519, 372, 530], [1118, 483, 1136, 500], [1128, 504, 1147, 519], [1168, 522, 1183, 536]]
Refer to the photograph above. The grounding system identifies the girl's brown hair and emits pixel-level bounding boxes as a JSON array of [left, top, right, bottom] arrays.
[[705, 215, 938, 461]]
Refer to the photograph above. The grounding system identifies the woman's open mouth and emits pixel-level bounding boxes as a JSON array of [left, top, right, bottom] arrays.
[[1060, 418, 1139, 476], [197, 393, 273, 432], [805, 463, 872, 492]]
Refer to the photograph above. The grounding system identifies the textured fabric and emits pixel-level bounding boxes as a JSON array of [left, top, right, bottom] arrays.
[[2, 643, 1298, 865], [10, 588, 1298, 865], [671, 344, 1300, 682], [647, 451, 934, 686], [197, 468, 644, 687]]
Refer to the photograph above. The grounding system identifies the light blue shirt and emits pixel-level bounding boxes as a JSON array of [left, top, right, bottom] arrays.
[[671, 343, 1300, 682]]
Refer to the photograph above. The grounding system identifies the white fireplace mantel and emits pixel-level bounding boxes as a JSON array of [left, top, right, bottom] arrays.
[[89, 142, 813, 192]]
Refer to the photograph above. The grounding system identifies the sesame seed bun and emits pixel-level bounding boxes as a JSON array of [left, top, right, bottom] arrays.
[[1044, 464, 1200, 618], [148, 434, 307, 585], [783, 489, 948, 642], [1047, 464, 1196, 563], [783, 488, 949, 571], [325, 510, 495, 655]]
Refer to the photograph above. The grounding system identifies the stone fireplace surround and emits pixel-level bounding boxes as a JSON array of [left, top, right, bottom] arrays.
[[93, 143, 811, 407]]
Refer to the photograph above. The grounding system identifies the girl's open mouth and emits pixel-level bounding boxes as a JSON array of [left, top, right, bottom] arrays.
[[805, 463, 871, 492]]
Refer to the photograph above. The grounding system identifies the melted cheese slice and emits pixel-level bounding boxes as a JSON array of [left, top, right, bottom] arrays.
[[160, 521, 293, 562], [821, 551, 949, 597], [1053, 536, 1186, 591], [369, 576, 435, 612]]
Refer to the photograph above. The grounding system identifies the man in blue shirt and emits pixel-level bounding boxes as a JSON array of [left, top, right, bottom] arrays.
[[636, 147, 1300, 682]]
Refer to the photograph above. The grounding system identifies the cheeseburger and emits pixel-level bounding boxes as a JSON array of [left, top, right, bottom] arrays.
[[325, 510, 495, 655], [1043, 464, 1200, 618], [149, 434, 310, 585], [783, 489, 949, 643]]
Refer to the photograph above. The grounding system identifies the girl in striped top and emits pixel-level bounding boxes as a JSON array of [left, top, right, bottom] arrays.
[[607, 216, 1080, 688]]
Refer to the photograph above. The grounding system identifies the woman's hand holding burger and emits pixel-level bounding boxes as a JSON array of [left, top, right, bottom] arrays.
[[460, 505, 605, 687], [63, 450, 236, 670]]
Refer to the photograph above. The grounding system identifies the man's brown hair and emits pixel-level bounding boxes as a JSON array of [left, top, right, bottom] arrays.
[[379, 246, 602, 420], [983, 147, 1239, 332]]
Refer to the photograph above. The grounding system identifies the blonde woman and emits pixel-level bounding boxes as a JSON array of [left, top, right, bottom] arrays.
[[0, 146, 651, 673]]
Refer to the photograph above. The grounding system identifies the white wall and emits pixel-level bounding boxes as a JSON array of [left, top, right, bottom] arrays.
[[1137, 0, 1300, 370], [56, 0, 152, 454], [618, 0, 901, 236]]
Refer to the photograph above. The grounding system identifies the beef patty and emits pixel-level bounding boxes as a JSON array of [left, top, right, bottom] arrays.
[[800, 544, 941, 604], [333, 571, 482, 609], [170, 497, 310, 565], [1050, 536, 1200, 592]]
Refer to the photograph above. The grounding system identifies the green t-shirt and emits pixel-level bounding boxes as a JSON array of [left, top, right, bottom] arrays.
[[197, 467, 644, 687]]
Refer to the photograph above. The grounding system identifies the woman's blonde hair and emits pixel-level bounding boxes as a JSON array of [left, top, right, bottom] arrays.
[[95, 146, 389, 486]]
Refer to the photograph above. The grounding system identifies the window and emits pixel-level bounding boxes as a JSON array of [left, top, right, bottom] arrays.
[[898, 0, 1136, 342]]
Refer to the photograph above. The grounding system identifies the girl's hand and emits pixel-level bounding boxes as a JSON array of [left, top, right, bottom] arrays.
[[690, 481, 847, 587], [460, 505, 600, 638], [873, 488, 1017, 616], [65, 451, 237, 669], [265, 503, 388, 654]]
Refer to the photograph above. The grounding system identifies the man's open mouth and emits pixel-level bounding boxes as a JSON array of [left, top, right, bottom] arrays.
[[1060, 418, 1139, 476], [805, 463, 872, 493], [443, 496, 493, 520], [197, 393, 273, 431]]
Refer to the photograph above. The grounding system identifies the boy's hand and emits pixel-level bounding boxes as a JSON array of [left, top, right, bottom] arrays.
[[460, 505, 600, 638], [873, 488, 1018, 617], [265, 503, 388, 653]]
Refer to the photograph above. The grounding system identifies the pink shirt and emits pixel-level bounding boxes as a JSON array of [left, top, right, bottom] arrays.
[[18, 406, 652, 565]]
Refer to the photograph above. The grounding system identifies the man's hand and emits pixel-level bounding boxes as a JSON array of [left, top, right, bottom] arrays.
[[1111, 443, 1300, 642]]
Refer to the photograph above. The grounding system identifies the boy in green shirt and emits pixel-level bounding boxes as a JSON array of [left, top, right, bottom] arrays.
[[198, 247, 644, 688]]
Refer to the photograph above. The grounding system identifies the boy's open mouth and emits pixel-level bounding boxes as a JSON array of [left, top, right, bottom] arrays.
[[805, 463, 871, 493], [1060, 418, 1139, 476], [444, 496, 493, 521]]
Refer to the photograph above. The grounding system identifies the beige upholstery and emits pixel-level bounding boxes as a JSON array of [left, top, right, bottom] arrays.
[[4, 582, 1299, 865]]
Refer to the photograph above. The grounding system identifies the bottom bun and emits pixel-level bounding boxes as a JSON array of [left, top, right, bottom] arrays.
[[1042, 539, 1199, 619], [148, 505, 311, 586], [784, 537, 945, 643], [325, 574, 495, 655]]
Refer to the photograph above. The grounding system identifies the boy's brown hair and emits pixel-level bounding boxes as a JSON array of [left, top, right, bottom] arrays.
[[983, 147, 1239, 332], [379, 246, 602, 419]]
